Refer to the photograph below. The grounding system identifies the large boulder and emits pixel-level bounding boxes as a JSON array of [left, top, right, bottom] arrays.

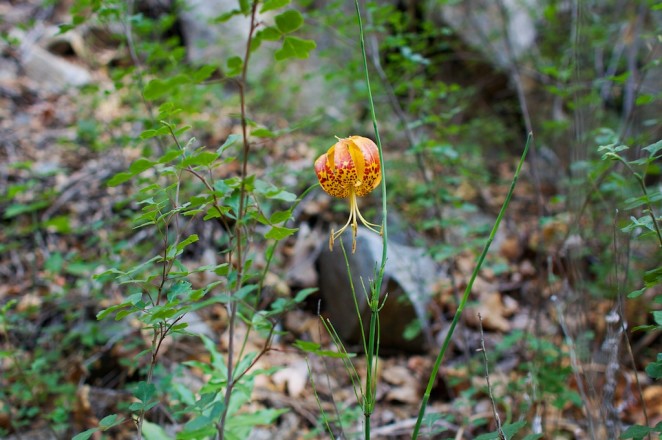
[[316, 227, 442, 353]]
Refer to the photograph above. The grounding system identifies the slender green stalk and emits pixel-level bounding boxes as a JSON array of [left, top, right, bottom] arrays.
[[411, 133, 532, 439], [354, 1, 388, 439]]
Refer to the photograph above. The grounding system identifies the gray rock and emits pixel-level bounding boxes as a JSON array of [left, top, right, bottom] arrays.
[[316, 227, 441, 353], [22, 44, 91, 91], [434, 0, 542, 69]]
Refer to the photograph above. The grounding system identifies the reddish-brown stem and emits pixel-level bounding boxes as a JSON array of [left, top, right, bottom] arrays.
[[217, 3, 260, 439]]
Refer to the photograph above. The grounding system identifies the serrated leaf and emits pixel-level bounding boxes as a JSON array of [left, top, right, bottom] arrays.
[[275, 10, 303, 34], [260, 0, 289, 13], [265, 226, 298, 240], [275, 36, 316, 60]]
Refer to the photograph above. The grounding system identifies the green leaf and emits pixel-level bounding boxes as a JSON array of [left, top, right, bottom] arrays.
[[294, 287, 317, 303], [239, 0, 251, 14], [275, 36, 316, 60], [636, 94, 655, 105], [643, 139, 662, 158], [108, 158, 155, 186], [133, 381, 157, 407], [474, 421, 526, 440], [43, 215, 71, 233], [254, 180, 297, 201], [269, 210, 292, 224], [129, 381, 159, 411], [293, 340, 321, 352], [214, 9, 240, 23], [129, 157, 156, 174], [99, 414, 125, 429], [644, 266, 662, 288], [72, 429, 99, 440], [627, 288, 646, 299], [653, 310, 662, 326], [256, 26, 282, 41], [181, 151, 219, 167], [218, 134, 241, 155], [645, 360, 662, 379], [142, 420, 172, 440], [260, 0, 289, 13], [265, 226, 298, 240], [293, 340, 355, 358], [192, 64, 216, 83], [275, 10, 303, 33], [620, 424, 653, 439], [226, 56, 243, 77], [96, 303, 130, 321], [226, 408, 287, 428], [158, 149, 184, 164], [251, 127, 275, 138], [4, 200, 49, 218], [140, 126, 170, 139], [107, 171, 134, 186], [179, 415, 216, 439], [143, 74, 191, 101], [143, 79, 169, 100]]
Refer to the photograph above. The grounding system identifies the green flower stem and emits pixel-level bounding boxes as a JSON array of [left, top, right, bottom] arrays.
[[354, 1, 388, 439], [411, 133, 532, 439]]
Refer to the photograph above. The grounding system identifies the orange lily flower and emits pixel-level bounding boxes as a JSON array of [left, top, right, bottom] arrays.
[[314, 136, 382, 252]]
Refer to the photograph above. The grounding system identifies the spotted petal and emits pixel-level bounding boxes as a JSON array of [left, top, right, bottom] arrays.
[[315, 147, 349, 198]]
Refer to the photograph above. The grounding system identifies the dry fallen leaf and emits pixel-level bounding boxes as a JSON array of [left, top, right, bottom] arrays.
[[383, 364, 421, 404], [271, 360, 309, 398]]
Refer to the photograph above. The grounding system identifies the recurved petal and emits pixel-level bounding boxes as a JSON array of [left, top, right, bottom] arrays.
[[349, 136, 381, 197]]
